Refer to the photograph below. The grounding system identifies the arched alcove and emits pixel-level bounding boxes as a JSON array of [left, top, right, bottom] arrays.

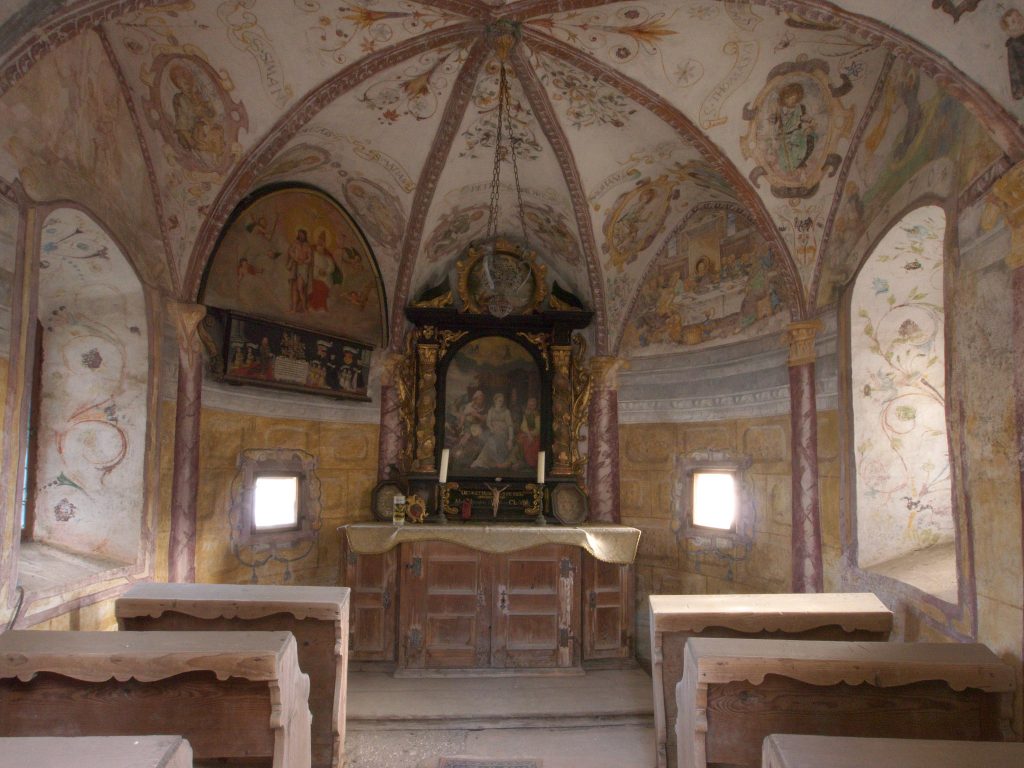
[[18, 207, 150, 591], [848, 205, 957, 600]]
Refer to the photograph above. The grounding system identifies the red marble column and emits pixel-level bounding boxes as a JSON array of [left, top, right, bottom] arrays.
[[587, 356, 625, 524], [377, 353, 404, 480], [167, 302, 205, 584], [787, 321, 823, 593]]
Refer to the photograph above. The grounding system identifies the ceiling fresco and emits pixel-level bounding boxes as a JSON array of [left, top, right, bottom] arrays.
[[0, 0, 1018, 357]]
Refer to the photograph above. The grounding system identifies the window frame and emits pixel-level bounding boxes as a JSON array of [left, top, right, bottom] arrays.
[[237, 452, 317, 546], [675, 451, 753, 541]]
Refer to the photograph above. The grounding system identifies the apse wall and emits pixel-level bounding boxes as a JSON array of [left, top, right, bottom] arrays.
[[618, 328, 840, 664], [155, 338, 381, 586]]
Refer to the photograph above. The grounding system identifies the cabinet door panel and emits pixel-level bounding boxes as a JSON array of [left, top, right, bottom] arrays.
[[582, 555, 634, 660], [492, 544, 580, 668], [344, 548, 396, 662], [401, 542, 490, 669]]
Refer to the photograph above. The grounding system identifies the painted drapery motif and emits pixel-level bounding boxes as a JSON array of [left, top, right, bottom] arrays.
[[851, 206, 954, 567]]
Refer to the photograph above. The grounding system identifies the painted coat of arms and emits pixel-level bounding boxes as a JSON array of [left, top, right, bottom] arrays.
[[741, 56, 853, 198]]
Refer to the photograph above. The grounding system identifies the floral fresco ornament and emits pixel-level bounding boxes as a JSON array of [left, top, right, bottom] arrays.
[[740, 56, 853, 199]]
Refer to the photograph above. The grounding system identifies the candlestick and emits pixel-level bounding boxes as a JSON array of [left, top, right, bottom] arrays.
[[537, 451, 545, 484], [439, 448, 450, 483]]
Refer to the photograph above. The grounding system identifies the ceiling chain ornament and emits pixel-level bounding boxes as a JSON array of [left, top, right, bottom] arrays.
[[476, 20, 534, 318]]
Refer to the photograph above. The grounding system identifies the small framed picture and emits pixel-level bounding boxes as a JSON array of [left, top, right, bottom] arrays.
[[550, 482, 588, 526]]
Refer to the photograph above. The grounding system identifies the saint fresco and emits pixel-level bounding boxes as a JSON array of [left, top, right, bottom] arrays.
[[202, 187, 387, 347]]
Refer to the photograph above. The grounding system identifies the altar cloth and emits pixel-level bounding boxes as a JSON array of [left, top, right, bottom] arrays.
[[340, 522, 641, 564]]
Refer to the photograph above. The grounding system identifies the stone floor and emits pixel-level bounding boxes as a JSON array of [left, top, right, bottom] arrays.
[[345, 668, 656, 768]]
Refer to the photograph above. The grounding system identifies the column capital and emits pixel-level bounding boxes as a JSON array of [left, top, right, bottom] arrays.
[[989, 161, 1024, 269], [589, 355, 628, 391], [167, 300, 206, 369], [785, 320, 822, 367]]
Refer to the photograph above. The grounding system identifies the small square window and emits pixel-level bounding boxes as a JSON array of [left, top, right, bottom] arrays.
[[253, 475, 300, 530], [692, 471, 736, 531]]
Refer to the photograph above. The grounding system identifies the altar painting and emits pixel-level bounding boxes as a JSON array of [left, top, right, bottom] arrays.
[[202, 186, 387, 346], [443, 336, 542, 478]]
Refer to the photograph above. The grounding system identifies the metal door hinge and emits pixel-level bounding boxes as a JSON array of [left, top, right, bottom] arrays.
[[588, 591, 597, 610], [559, 627, 570, 648], [560, 558, 574, 577], [407, 556, 422, 577], [408, 627, 422, 650], [382, 590, 391, 610]]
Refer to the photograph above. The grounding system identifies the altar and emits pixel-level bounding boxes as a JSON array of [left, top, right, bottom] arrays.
[[340, 523, 640, 672]]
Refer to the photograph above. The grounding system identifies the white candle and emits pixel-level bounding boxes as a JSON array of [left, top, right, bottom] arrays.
[[439, 448, 450, 483], [537, 451, 545, 484]]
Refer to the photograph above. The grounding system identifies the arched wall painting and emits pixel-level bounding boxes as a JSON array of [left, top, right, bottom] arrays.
[[202, 187, 387, 347], [443, 336, 543, 479], [619, 208, 788, 353]]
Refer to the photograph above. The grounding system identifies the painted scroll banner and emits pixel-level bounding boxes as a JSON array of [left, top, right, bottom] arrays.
[[699, 40, 759, 129]]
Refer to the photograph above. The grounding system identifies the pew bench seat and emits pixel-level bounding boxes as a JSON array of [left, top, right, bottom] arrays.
[[116, 582, 349, 768], [0, 630, 311, 768], [676, 638, 1015, 768], [650, 593, 893, 768], [0, 736, 193, 768], [762, 734, 1024, 768]]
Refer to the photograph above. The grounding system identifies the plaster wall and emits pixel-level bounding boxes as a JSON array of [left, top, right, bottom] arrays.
[[621, 412, 842, 666], [156, 401, 379, 587], [951, 195, 1024, 725]]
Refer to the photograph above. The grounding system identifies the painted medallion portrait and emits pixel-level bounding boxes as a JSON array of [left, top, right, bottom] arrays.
[[202, 187, 388, 346], [740, 58, 853, 199], [443, 336, 543, 478], [144, 53, 247, 175]]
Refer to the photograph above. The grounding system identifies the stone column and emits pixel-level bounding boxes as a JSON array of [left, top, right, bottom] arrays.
[[167, 301, 206, 584], [587, 356, 625, 523], [787, 320, 823, 593]]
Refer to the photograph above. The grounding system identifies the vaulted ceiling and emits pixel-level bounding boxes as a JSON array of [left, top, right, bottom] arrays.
[[0, 1, 1018, 355]]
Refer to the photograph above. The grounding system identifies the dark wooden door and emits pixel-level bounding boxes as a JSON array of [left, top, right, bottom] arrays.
[[582, 555, 634, 660], [344, 548, 396, 662], [491, 544, 580, 669], [400, 541, 491, 668]]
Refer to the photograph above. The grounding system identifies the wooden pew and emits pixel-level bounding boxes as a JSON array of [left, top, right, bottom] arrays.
[[0, 630, 311, 768], [116, 583, 349, 768], [0, 736, 193, 768], [762, 734, 1024, 768], [676, 638, 1016, 768], [649, 593, 893, 768]]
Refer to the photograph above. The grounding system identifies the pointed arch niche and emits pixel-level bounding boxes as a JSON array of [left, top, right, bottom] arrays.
[[845, 205, 959, 604], [2, 204, 158, 627]]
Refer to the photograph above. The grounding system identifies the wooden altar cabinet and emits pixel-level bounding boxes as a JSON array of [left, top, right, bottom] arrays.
[[339, 523, 640, 671]]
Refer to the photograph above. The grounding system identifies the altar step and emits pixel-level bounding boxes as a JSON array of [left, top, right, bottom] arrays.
[[347, 668, 654, 731]]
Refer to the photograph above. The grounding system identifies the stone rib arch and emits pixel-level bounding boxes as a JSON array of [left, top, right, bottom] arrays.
[[387, 39, 490, 346], [510, 46, 609, 351], [521, 27, 807, 321], [183, 22, 485, 301]]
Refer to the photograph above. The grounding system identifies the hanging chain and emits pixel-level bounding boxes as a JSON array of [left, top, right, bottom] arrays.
[[485, 62, 508, 242], [484, 24, 530, 250]]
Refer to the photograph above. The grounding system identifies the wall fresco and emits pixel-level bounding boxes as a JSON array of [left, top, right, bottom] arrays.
[[32, 209, 149, 564], [850, 205, 954, 567], [740, 57, 854, 198], [0, 32, 166, 288], [342, 176, 407, 251], [620, 208, 787, 352], [818, 62, 1003, 306], [202, 187, 388, 346]]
